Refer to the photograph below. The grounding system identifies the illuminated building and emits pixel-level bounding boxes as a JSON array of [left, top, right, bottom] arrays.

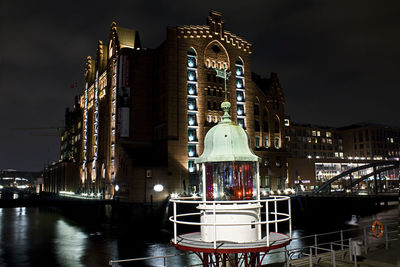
[[44, 12, 288, 201], [288, 123, 344, 159], [339, 123, 400, 159], [287, 123, 400, 189]]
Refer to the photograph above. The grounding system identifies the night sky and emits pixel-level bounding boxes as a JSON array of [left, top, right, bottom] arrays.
[[1, 1, 399, 171]]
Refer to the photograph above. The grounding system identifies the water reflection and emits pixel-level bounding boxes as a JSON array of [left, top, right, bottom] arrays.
[[55, 220, 87, 267]]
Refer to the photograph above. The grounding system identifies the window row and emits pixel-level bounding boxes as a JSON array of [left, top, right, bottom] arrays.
[[255, 136, 281, 149]]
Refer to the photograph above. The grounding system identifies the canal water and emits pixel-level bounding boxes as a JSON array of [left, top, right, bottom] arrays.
[[0, 203, 398, 267]]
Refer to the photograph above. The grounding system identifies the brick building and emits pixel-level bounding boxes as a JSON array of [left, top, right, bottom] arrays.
[[44, 11, 288, 202]]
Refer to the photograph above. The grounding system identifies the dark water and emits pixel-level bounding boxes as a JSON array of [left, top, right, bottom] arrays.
[[0, 203, 397, 267]]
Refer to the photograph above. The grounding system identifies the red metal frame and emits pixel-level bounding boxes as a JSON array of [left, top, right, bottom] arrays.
[[171, 233, 291, 267]]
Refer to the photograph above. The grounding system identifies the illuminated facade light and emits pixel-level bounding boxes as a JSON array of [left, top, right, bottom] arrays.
[[153, 184, 164, 192]]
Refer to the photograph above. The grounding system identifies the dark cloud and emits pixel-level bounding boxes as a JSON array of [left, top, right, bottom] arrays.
[[1, 0, 399, 170]]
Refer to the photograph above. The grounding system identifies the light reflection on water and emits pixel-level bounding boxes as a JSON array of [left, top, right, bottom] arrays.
[[0, 206, 396, 266], [0, 207, 119, 267], [55, 220, 87, 267]]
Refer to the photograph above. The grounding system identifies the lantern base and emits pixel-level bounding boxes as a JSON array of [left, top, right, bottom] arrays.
[[171, 232, 290, 254]]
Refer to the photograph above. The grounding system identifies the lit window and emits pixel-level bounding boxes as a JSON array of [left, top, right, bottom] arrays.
[[188, 70, 196, 81], [188, 99, 196, 110], [237, 104, 244, 116], [188, 114, 197, 126], [275, 137, 280, 149], [317, 131, 321, 137], [188, 145, 196, 157], [187, 56, 196, 68], [238, 118, 245, 128], [188, 129, 196, 141], [312, 130, 316, 136], [264, 137, 269, 148], [326, 131, 332, 137], [255, 136, 260, 147], [237, 91, 244, 102], [236, 65, 243, 76], [188, 83, 196, 95], [236, 78, 243, 89], [284, 119, 290, 126], [188, 160, 195, 173]]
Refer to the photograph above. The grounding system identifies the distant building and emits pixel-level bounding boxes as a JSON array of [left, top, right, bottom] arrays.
[[288, 123, 344, 159], [43, 11, 288, 201], [287, 123, 400, 189], [339, 123, 400, 160]]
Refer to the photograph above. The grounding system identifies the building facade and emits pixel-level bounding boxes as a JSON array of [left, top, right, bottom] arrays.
[[287, 123, 400, 189], [339, 123, 400, 160], [44, 12, 288, 202]]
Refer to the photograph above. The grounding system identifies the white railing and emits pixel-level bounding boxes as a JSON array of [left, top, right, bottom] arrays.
[[169, 195, 292, 249]]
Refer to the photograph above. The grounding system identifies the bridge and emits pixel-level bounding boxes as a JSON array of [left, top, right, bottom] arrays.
[[313, 160, 400, 194]]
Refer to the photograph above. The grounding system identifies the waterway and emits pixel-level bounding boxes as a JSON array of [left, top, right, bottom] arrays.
[[0, 202, 398, 266]]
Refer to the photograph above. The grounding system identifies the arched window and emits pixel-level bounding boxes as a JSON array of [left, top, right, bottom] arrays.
[[187, 47, 198, 172], [235, 57, 245, 128]]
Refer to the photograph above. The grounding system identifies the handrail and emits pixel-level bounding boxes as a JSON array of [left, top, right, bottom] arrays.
[[109, 220, 399, 266], [169, 196, 292, 248]]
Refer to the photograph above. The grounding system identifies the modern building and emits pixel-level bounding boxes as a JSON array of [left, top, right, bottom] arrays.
[[339, 123, 400, 160], [287, 123, 400, 189], [288, 123, 344, 159], [43, 11, 288, 202]]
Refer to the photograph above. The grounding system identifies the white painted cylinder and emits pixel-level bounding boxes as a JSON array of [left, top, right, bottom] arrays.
[[198, 203, 261, 243]]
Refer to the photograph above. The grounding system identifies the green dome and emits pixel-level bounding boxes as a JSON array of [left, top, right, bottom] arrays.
[[195, 102, 260, 163]]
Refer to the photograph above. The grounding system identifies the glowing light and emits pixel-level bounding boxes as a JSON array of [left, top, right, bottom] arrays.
[[236, 81, 242, 88], [237, 108, 243, 115], [171, 193, 179, 199], [188, 119, 194, 126], [189, 167, 195, 173], [153, 184, 164, 192], [237, 95, 242, 101], [188, 103, 195, 110], [60, 191, 75, 195], [188, 150, 195, 157], [115, 185, 120, 192], [188, 73, 195, 81]]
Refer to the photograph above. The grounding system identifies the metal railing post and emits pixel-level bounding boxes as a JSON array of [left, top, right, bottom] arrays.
[[354, 251, 357, 267], [173, 201, 177, 244], [163, 257, 166, 267], [363, 226, 368, 254], [349, 238, 352, 262], [309, 247, 313, 267], [340, 230, 344, 250], [314, 234, 318, 256], [266, 200, 270, 246], [213, 202, 216, 249], [284, 246, 288, 267], [289, 197, 292, 239], [274, 197, 278, 232], [331, 243, 336, 267]]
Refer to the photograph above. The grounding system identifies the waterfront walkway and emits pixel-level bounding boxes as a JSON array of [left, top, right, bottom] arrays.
[[268, 239, 400, 267]]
